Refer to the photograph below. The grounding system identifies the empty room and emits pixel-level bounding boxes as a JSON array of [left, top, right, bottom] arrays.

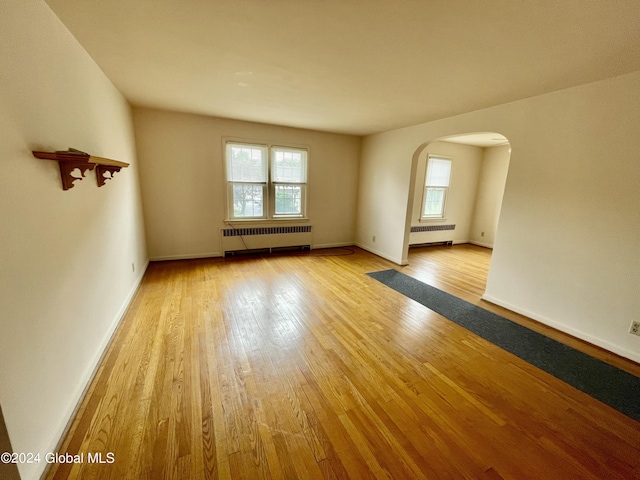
[[1, 1, 640, 479]]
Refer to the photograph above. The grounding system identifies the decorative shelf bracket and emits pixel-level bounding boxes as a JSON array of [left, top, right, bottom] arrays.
[[96, 165, 123, 187], [32, 148, 129, 190], [58, 160, 95, 190]]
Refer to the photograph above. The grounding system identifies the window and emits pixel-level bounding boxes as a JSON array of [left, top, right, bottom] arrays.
[[272, 147, 307, 216], [226, 143, 268, 219], [421, 156, 451, 219], [226, 142, 307, 220]]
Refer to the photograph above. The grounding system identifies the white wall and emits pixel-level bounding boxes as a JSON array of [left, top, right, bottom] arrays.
[[469, 144, 511, 248], [0, 2, 147, 479], [409, 141, 482, 245], [133, 107, 361, 259], [357, 71, 640, 362], [356, 129, 417, 264], [409, 141, 510, 248]]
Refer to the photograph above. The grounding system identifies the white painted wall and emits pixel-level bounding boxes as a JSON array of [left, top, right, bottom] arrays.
[[469, 144, 511, 248], [133, 107, 361, 260], [0, 2, 147, 479], [357, 71, 640, 362], [356, 129, 417, 264], [409, 141, 482, 245]]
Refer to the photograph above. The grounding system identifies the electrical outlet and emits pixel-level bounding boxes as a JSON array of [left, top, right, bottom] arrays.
[[481, 231, 485, 237], [372, 235, 376, 242], [630, 321, 640, 336], [132, 262, 135, 273]]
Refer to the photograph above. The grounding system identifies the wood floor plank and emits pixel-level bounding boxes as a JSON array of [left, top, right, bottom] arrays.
[[46, 245, 640, 480]]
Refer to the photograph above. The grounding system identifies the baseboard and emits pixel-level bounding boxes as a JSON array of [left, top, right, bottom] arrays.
[[409, 240, 484, 248], [151, 244, 360, 260], [149, 252, 223, 261], [482, 293, 640, 364], [355, 243, 407, 265], [469, 240, 494, 249], [151, 246, 359, 260], [40, 259, 149, 480], [311, 242, 355, 250]]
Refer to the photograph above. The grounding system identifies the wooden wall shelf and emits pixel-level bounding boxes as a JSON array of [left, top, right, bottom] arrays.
[[32, 148, 129, 190]]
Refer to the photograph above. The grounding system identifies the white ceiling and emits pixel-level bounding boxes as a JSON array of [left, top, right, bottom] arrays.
[[45, 0, 640, 136], [443, 133, 509, 148]]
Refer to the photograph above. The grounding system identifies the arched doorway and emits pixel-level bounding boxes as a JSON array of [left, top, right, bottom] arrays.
[[402, 132, 511, 265]]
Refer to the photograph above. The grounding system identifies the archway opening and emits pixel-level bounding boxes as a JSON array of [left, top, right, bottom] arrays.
[[403, 132, 511, 273]]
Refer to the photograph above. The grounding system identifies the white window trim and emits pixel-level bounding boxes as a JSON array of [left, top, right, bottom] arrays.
[[270, 146, 307, 219], [225, 142, 269, 220], [224, 139, 309, 222], [420, 155, 452, 221]]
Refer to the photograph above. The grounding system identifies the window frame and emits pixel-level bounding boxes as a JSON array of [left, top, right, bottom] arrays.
[[270, 146, 307, 219], [421, 155, 452, 221], [225, 142, 269, 220], [224, 141, 308, 222]]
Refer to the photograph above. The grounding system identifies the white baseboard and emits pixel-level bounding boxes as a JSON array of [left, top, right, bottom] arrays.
[[469, 240, 494, 249], [151, 245, 357, 260], [149, 252, 223, 261], [311, 242, 354, 250], [355, 243, 407, 265], [482, 293, 640, 364], [40, 259, 150, 480]]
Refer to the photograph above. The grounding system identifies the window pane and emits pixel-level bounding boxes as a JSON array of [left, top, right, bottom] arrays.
[[426, 158, 451, 187], [232, 184, 264, 217], [423, 187, 445, 216], [272, 148, 307, 183], [227, 144, 267, 182], [275, 184, 302, 215]]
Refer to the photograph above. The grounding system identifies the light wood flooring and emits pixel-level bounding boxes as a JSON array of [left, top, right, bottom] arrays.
[[47, 244, 640, 479]]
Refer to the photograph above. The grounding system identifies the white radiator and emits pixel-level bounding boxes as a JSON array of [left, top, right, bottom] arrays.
[[221, 225, 313, 256], [409, 224, 456, 246]]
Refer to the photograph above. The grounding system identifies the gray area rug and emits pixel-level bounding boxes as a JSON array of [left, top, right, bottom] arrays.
[[367, 269, 640, 422]]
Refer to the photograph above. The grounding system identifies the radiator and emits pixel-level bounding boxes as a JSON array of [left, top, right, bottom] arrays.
[[221, 225, 313, 256], [409, 224, 456, 247], [410, 224, 456, 233]]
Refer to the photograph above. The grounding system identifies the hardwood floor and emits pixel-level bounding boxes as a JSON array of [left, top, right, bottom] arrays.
[[47, 244, 640, 480]]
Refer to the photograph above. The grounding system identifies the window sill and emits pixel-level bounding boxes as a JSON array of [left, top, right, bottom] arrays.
[[419, 217, 448, 223], [225, 218, 310, 224]]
